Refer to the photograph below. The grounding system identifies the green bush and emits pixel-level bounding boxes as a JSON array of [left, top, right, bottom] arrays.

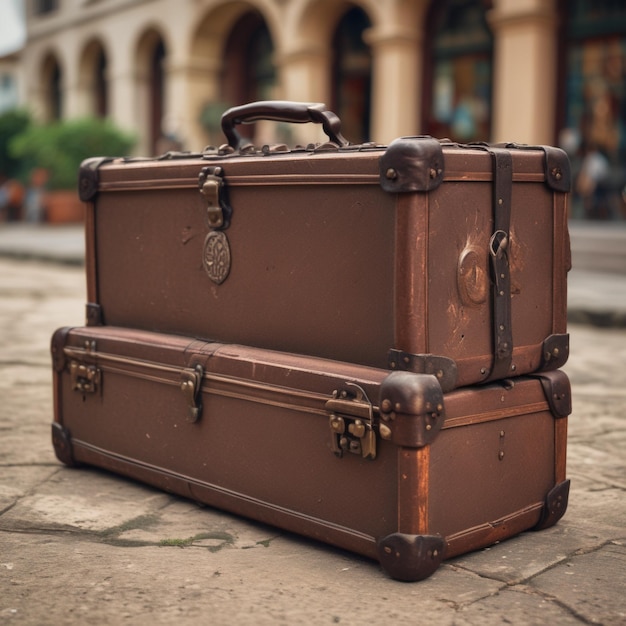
[[10, 117, 136, 189], [0, 109, 32, 179]]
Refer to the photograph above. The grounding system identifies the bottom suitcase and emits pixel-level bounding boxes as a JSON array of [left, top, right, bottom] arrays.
[[51, 326, 570, 581]]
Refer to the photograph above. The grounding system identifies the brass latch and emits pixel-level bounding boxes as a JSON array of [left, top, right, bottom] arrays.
[[180, 364, 204, 423], [326, 383, 376, 460], [198, 166, 231, 229], [70, 361, 100, 394]]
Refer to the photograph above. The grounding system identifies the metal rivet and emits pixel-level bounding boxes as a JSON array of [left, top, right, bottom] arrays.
[[499, 451, 505, 460], [379, 423, 392, 440], [429, 168, 437, 179], [381, 399, 392, 413], [426, 424, 432, 431], [386, 168, 397, 180], [498, 198, 503, 205]]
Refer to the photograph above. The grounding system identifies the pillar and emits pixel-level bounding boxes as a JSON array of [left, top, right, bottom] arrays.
[[364, 28, 422, 143], [488, 0, 559, 145]]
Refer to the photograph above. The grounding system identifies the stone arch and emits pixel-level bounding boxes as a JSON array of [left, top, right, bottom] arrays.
[[330, 4, 374, 142], [190, 1, 281, 146], [284, 0, 429, 142], [40, 50, 64, 122], [134, 26, 169, 153], [77, 37, 109, 117], [293, 0, 381, 48], [190, 0, 282, 63]]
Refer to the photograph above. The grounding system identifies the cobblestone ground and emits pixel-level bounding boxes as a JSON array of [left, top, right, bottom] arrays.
[[0, 258, 624, 626]]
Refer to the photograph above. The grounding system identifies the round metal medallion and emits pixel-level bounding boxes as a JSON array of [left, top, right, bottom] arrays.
[[202, 231, 231, 285], [457, 246, 488, 306]]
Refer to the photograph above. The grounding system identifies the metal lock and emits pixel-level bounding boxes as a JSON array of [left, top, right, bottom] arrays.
[[198, 166, 231, 229], [70, 361, 100, 394], [326, 383, 376, 460], [180, 364, 204, 423]]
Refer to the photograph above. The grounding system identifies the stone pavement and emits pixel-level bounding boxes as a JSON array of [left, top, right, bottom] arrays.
[[0, 228, 625, 625]]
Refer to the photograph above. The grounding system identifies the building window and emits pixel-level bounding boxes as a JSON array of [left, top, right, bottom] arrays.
[[95, 48, 108, 117], [222, 12, 275, 106], [150, 40, 166, 154], [0, 73, 19, 113], [331, 7, 372, 144], [423, 0, 493, 143], [220, 12, 275, 144], [561, 0, 626, 220], [33, 0, 58, 15], [42, 55, 62, 121]]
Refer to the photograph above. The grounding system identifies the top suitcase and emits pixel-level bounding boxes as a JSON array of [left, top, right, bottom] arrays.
[[78, 101, 571, 391]]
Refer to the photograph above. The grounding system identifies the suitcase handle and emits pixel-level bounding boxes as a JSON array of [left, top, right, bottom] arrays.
[[221, 101, 349, 150]]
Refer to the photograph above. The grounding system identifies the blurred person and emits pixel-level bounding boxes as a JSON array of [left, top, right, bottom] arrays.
[[576, 143, 612, 219], [0, 176, 25, 221], [23, 168, 49, 223]]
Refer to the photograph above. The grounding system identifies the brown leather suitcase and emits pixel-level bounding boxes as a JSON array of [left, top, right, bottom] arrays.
[[51, 325, 571, 581], [79, 102, 571, 390]]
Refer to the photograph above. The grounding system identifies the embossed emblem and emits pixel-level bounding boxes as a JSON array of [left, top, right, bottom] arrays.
[[457, 246, 488, 306], [202, 231, 231, 285]]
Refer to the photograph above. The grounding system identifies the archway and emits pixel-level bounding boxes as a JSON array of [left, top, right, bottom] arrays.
[[331, 6, 373, 143]]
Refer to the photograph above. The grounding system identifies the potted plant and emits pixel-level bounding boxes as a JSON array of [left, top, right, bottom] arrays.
[[0, 109, 31, 221], [10, 117, 135, 222]]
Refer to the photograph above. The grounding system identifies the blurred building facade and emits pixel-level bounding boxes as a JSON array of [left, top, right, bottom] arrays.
[[11, 0, 626, 219]]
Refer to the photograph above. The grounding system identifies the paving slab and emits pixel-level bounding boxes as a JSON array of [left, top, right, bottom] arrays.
[[451, 585, 587, 626], [528, 541, 626, 626]]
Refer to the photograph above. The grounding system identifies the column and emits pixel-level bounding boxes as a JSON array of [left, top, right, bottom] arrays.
[[109, 69, 144, 151], [488, 0, 559, 145], [275, 45, 333, 146], [364, 28, 422, 143], [164, 57, 216, 152]]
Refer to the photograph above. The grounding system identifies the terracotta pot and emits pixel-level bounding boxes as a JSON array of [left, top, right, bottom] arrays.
[[44, 190, 84, 223]]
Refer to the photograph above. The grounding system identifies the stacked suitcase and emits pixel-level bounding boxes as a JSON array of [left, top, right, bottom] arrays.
[[51, 101, 572, 581]]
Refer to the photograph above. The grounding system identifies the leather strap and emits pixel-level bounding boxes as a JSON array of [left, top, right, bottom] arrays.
[[487, 148, 513, 381]]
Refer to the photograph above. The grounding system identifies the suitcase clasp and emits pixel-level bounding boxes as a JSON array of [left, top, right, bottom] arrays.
[[326, 383, 376, 460], [70, 361, 100, 394], [181, 364, 204, 423], [198, 166, 231, 230], [70, 340, 100, 394]]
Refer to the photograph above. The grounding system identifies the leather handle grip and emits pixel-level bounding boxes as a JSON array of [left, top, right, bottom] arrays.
[[221, 100, 349, 150]]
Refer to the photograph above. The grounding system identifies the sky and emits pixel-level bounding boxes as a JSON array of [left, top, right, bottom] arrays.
[[0, 0, 26, 57]]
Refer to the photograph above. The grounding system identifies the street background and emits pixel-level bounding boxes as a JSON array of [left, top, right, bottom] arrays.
[[0, 223, 624, 625]]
